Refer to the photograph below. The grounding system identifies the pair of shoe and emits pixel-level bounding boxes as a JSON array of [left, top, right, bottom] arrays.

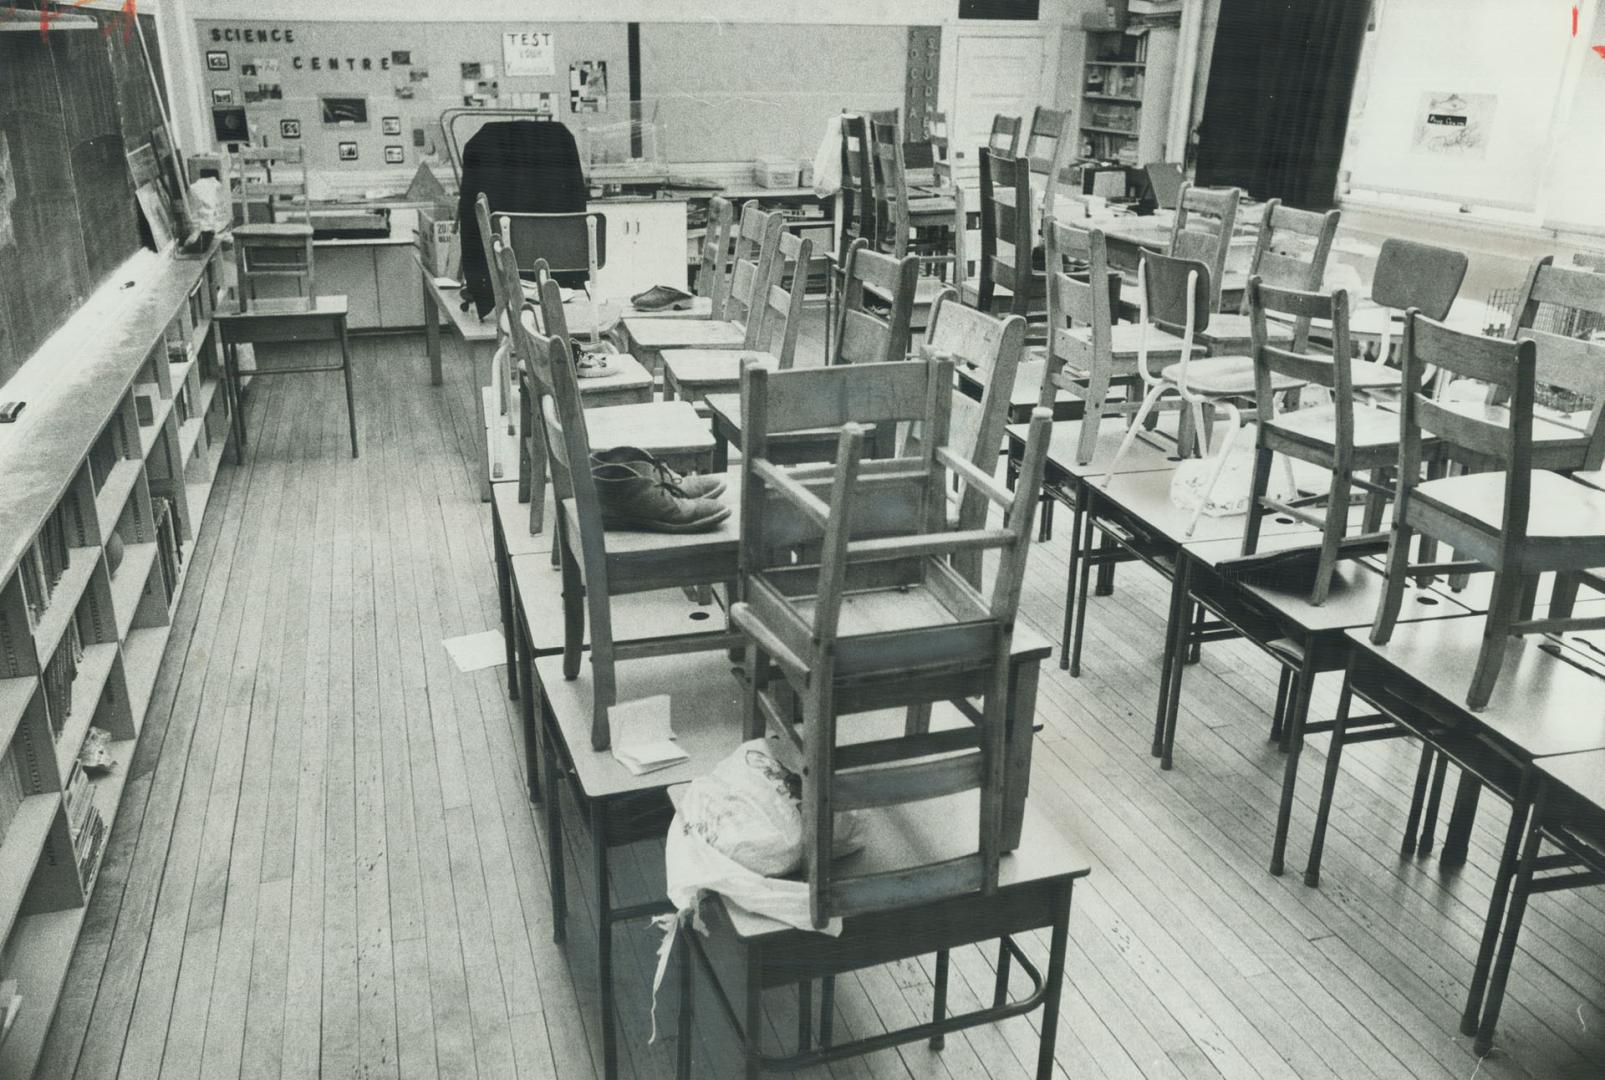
[[629, 284, 695, 312], [590, 447, 729, 532]]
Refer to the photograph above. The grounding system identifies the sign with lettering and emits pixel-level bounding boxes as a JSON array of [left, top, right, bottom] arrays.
[[503, 30, 554, 76]]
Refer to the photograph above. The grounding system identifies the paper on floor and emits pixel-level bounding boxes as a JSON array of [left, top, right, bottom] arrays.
[[609, 695, 689, 775], [442, 630, 506, 672]]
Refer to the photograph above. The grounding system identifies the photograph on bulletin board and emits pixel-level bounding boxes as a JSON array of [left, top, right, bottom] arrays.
[[322, 96, 370, 127], [570, 61, 608, 113], [338, 141, 359, 161], [384, 145, 404, 164]]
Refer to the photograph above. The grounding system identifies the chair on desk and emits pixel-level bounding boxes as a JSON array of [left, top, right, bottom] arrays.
[[1023, 106, 1065, 180], [660, 229, 814, 402], [870, 118, 955, 330], [229, 147, 314, 311], [1240, 279, 1402, 605], [976, 151, 1047, 336], [522, 287, 742, 751], [1168, 183, 1241, 315], [1043, 217, 1201, 462], [731, 355, 1055, 929], [833, 240, 920, 365], [694, 196, 737, 318], [1340, 237, 1468, 390], [1372, 313, 1605, 709], [1193, 200, 1339, 356], [988, 113, 1022, 156]]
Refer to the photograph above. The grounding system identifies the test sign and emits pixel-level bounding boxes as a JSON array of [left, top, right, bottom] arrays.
[[503, 31, 554, 77]]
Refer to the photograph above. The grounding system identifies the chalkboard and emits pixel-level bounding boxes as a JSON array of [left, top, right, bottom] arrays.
[[0, 5, 168, 392]]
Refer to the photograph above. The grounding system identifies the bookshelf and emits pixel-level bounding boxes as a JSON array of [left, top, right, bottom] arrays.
[[0, 241, 229, 1076], [1078, 23, 1177, 175]]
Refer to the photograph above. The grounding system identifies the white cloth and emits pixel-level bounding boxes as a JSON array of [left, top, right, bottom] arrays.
[[812, 114, 844, 198]]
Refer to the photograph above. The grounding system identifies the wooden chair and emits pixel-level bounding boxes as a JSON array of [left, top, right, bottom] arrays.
[[870, 118, 955, 331], [524, 284, 744, 751], [230, 148, 313, 311], [620, 204, 786, 362], [929, 110, 952, 187], [1023, 106, 1065, 178], [1371, 313, 1605, 709], [730, 355, 1055, 928], [1043, 217, 1201, 464], [1040, 111, 1086, 223], [833, 239, 920, 366], [977, 150, 1046, 332], [988, 114, 1023, 156], [840, 114, 878, 259], [1102, 251, 1304, 536], [1194, 199, 1339, 355], [1339, 237, 1468, 391], [660, 229, 814, 402], [1168, 183, 1241, 315], [1240, 279, 1401, 604], [694, 196, 737, 318]]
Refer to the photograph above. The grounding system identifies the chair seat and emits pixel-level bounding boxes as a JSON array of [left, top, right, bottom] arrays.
[[1436, 398, 1590, 450], [623, 317, 746, 351], [1266, 403, 1402, 452], [865, 276, 949, 309], [561, 472, 742, 563], [1350, 360, 1402, 391], [782, 585, 987, 679], [574, 353, 655, 397], [1158, 355, 1304, 397], [662, 349, 776, 393], [1057, 323, 1204, 371], [585, 400, 717, 457], [1415, 470, 1605, 542]]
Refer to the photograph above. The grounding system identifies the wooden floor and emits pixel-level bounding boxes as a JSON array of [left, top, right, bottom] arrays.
[[40, 319, 1605, 1079]]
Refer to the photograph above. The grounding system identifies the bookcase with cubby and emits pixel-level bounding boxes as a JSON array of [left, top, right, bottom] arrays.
[[0, 241, 228, 1075], [1079, 24, 1177, 172]]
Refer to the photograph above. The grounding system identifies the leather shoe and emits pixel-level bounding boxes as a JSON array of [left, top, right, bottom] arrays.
[[630, 284, 695, 312], [591, 462, 731, 533], [590, 446, 726, 499]]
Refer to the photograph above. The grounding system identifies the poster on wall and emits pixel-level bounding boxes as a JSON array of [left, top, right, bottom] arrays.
[[1411, 92, 1496, 157], [503, 31, 554, 77], [570, 61, 607, 113]]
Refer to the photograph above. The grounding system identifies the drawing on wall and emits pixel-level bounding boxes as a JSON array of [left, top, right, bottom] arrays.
[[382, 116, 401, 135], [206, 50, 230, 71], [508, 91, 556, 116], [211, 88, 234, 105], [461, 61, 483, 80], [570, 61, 608, 113], [503, 30, 555, 76], [212, 107, 249, 144], [408, 67, 430, 83], [391, 50, 411, 66], [385, 145, 404, 164], [338, 141, 359, 161], [321, 96, 370, 126], [280, 118, 301, 139], [1412, 92, 1496, 157], [0, 133, 15, 250], [241, 58, 283, 103]]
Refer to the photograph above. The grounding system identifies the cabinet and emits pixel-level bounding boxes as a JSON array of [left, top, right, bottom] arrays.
[[316, 245, 383, 330], [1079, 24, 1176, 170], [375, 246, 426, 327], [596, 199, 689, 297]]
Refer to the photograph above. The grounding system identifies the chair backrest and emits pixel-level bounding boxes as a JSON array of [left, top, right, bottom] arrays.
[[1239, 199, 1340, 308], [1400, 313, 1537, 540], [929, 110, 951, 185], [226, 145, 309, 226], [1041, 111, 1083, 222], [1024, 106, 1065, 177], [478, 195, 513, 321], [833, 239, 920, 366], [697, 196, 737, 317], [1141, 249, 1213, 335], [750, 229, 815, 368], [988, 114, 1022, 156], [1044, 217, 1117, 399], [979, 150, 1035, 310], [1249, 276, 1353, 445], [725, 204, 788, 338], [1143, 162, 1186, 211], [1370, 238, 1467, 320], [870, 118, 912, 258], [841, 114, 877, 255], [1169, 183, 1240, 312], [492, 210, 607, 281], [1505, 256, 1605, 463]]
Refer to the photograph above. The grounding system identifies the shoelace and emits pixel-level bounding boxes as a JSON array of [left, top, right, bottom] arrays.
[[646, 459, 692, 498]]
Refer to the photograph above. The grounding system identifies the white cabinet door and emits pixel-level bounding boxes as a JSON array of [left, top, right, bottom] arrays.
[[598, 201, 688, 299]]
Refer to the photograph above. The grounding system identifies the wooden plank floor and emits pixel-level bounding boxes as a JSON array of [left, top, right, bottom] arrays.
[[42, 318, 1605, 1079]]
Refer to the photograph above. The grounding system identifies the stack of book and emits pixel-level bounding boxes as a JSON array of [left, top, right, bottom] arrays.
[[154, 501, 181, 603], [0, 748, 24, 850], [66, 756, 105, 890], [41, 620, 83, 739]]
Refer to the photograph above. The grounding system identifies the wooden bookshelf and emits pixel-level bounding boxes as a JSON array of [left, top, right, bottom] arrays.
[[1079, 23, 1178, 172], [0, 240, 229, 1078]]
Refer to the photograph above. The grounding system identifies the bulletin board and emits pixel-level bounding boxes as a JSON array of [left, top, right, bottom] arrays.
[[1342, 0, 1586, 211], [637, 23, 910, 164], [193, 20, 630, 173]]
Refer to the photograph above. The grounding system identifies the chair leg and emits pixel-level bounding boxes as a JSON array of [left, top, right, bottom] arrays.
[[1401, 746, 1433, 857], [1550, 571, 1582, 619], [1184, 403, 1240, 538], [1303, 671, 1354, 887], [1467, 570, 1523, 710], [1269, 666, 1291, 745], [1370, 519, 1415, 646], [1309, 469, 1351, 606], [1242, 445, 1275, 557], [1102, 385, 1169, 489], [1362, 467, 1390, 533], [558, 530, 585, 681], [930, 949, 950, 1050], [1076, 372, 1112, 466], [528, 426, 548, 535], [1475, 787, 1548, 1056], [1419, 751, 1450, 856]]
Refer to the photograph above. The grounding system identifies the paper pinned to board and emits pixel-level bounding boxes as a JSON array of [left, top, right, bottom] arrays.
[[609, 695, 689, 775], [443, 630, 506, 672]]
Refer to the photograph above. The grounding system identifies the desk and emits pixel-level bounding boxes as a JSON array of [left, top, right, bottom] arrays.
[[214, 294, 357, 462], [1316, 622, 1605, 1054], [526, 629, 1052, 1079], [413, 252, 499, 498], [677, 791, 1089, 1079]]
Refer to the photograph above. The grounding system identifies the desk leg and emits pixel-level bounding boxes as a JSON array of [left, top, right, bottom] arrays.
[[544, 708, 565, 939], [593, 801, 618, 1080], [226, 342, 247, 466], [518, 612, 539, 802], [1461, 769, 1534, 1037], [338, 319, 358, 458], [1475, 783, 1547, 1056], [819, 976, 834, 1049], [1442, 773, 1482, 867], [1304, 672, 1354, 888], [1154, 562, 1188, 761], [494, 518, 517, 701], [1270, 646, 1318, 876], [743, 948, 764, 1080], [1035, 881, 1072, 1080], [1417, 754, 1450, 856], [930, 950, 949, 1050], [1070, 508, 1096, 677], [1059, 499, 1083, 671], [422, 270, 443, 386], [1094, 530, 1116, 596], [797, 980, 813, 1053], [475, 341, 495, 502]]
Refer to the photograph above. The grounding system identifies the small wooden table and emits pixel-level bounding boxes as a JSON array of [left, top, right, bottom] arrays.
[[675, 791, 1089, 1079], [214, 294, 357, 462]]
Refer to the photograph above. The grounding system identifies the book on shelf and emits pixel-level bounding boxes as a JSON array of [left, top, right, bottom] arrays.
[[65, 760, 94, 840], [0, 748, 24, 843], [75, 805, 105, 888]]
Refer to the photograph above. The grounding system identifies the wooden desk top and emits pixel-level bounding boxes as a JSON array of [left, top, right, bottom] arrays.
[[215, 294, 349, 322], [491, 480, 553, 557], [1006, 417, 1179, 483], [716, 789, 1091, 940], [1182, 536, 1475, 635], [410, 248, 499, 343], [1537, 748, 1605, 816], [511, 562, 726, 658], [1346, 620, 1605, 759], [1091, 467, 1315, 549]]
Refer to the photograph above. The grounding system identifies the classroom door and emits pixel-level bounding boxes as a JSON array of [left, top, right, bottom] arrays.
[[944, 26, 1057, 188]]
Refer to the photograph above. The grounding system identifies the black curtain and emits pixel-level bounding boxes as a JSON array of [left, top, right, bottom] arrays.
[[1194, 0, 1371, 210]]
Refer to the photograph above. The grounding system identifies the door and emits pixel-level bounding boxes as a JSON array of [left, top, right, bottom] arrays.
[[942, 25, 1058, 189]]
